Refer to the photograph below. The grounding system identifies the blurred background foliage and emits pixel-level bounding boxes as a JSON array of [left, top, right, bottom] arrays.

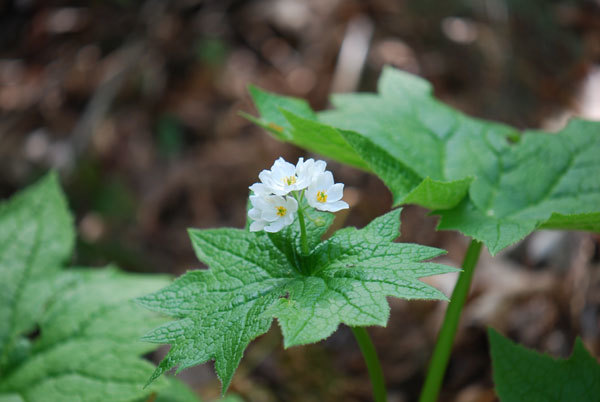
[[1, 0, 599, 401]]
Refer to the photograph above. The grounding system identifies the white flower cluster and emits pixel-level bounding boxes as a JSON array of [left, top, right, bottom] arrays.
[[248, 157, 349, 233]]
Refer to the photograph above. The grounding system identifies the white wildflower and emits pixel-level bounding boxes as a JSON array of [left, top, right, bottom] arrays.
[[295, 157, 326, 187], [258, 157, 300, 196], [248, 156, 349, 232], [248, 194, 298, 233], [306, 171, 349, 212], [257, 157, 325, 196], [248, 182, 271, 196]]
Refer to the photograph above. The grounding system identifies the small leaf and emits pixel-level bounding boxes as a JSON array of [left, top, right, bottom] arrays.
[[488, 328, 600, 402], [139, 208, 457, 392]]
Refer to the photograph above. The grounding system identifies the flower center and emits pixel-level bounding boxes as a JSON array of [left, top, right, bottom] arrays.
[[316, 191, 328, 203], [283, 176, 297, 185], [276, 206, 287, 217]]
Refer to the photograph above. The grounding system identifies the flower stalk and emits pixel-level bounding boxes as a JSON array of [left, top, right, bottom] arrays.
[[247, 157, 389, 399], [296, 202, 310, 256], [419, 239, 483, 402], [351, 326, 387, 402]]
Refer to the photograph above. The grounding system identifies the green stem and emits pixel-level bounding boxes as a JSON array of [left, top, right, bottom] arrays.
[[351, 326, 387, 402], [419, 239, 483, 402], [296, 205, 309, 256]]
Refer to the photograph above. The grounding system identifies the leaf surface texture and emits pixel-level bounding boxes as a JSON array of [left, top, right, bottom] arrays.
[[248, 68, 600, 253]]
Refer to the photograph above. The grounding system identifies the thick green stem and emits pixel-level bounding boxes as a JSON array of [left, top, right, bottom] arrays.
[[419, 240, 483, 402], [351, 326, 387, 402], [296, 205, 309, 256]]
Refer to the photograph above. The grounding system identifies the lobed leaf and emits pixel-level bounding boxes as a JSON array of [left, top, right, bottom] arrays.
[[0, 173, 74, 365], [0, 174, 182, 402], [139, 208, 457, 392], [247, 67, 600, 254], [488, 328, 600, 401]]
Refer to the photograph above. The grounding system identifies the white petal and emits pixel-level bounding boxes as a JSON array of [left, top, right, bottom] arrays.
[[295, 179, 311, 191], [271, 195, 288, 204], [305, 186, 318, 208], [317, 200, 349, 212], [298, 157, 314, 173], [284, 196, 299, 213], [273, 157, 296, 177], [265, 219, 286, 233], [271, 187, 291, 196], [270, 169, 285, 182], [248, 208, 261, 220], [253, 195, 272, 211], [315, 171, 334, 189], [327, 183, 344, 201], [263, 176, 281, 191], [272, 157, 286, 167], [283, 213, 295, 225], [249, 182, 271, 196], [249, 195, 260, 207], [314, 160, 327, 174], [295, 158, 320, 190], [249, 220, 267, 232], [261, 206, 279, 221], [258, 170, 273, 184]]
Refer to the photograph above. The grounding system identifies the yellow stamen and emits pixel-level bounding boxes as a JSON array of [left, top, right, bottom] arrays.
[[283, 176, 297, 185], [316, 191, 328, 203], [276, 206, 287, 217]]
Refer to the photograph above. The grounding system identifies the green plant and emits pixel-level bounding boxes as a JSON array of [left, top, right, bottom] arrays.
[[246, 67, 600, 401], [139, 157, 457, 401], [5, 66, 596, 401], [0, 174, 200, 402], [488, 329, 600, 402]]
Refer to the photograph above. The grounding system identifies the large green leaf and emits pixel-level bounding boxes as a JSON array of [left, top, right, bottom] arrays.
[[247, 67, 600, 254], [488, 328, 600, 401], [437, 118, 600, 253], [0, 269, 171, 402], [138, 208, 457, 393], [0, 174, 182, 402], [0, 173, 74, 364]]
